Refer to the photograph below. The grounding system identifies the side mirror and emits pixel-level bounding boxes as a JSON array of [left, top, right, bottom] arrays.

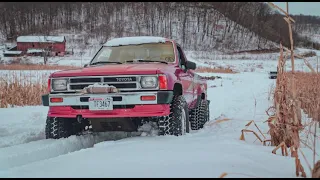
[[185, 61, 196, 70], [84, 64, 88, 68]]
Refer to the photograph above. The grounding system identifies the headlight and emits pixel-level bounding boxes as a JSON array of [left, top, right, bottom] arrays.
[[52, 79, 68, 91], [140, 76, 158, 88]]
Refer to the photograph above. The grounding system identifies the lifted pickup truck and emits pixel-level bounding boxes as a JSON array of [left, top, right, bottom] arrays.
[[42, 36, 209, 139]]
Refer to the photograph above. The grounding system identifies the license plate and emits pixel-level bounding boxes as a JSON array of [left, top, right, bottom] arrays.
[[88, 97, 113, 110]]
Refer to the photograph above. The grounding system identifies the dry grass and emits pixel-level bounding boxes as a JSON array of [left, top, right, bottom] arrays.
[[285, 72, 320, 121], [0, 72, 48, 108], [0, 64, 76, 70], [196, 66, 237, 74], [272, 70, 320, 177]]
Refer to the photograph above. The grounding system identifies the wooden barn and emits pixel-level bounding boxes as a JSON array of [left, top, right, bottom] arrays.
[[16, 36, 66, 56]]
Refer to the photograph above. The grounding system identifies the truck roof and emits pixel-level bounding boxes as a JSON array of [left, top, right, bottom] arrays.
[[103, 36, 173, 47]]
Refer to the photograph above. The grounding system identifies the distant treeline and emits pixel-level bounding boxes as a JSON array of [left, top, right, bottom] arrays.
[[0, 2, 319, 51]]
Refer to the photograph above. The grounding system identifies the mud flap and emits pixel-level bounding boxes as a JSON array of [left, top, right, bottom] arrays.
[[157, 91, 174, 104], [42, 94, 49, 106]]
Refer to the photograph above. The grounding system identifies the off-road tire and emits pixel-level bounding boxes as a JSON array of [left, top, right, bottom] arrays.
[[205, 100, 210, 123], [45, 117, 82, 139], [158, 95, 190, 136], [204, 100, 210, 125], [190, 99, 209, 130]]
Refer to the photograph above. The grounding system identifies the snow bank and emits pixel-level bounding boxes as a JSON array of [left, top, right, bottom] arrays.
[[0, 106, 48, 148], [104, 36, 167, 47], [0, 131, 141, 171], [0, 130, 297, 178]]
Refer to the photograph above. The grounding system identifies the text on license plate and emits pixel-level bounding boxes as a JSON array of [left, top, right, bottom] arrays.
[[88, 97, 113, 110]]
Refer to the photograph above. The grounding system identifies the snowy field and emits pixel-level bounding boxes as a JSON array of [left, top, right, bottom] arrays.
[[0, 52, 319, 177], [187, 48, 320, 73]]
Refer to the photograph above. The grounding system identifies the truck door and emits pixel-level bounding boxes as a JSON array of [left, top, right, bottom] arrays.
[[176, 45, 195, 108]]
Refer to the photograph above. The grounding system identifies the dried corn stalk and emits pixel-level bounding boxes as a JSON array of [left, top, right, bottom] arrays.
[[312, 161, 320, 178], [267, 2, 307, 177]]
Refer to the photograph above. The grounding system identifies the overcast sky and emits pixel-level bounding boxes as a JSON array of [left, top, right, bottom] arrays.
[[272, 2, 320, 16]]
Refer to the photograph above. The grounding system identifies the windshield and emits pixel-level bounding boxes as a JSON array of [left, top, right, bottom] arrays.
[[90, 42, 175, 65]]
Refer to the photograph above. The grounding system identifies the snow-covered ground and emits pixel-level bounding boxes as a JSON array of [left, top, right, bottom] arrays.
[[0, 51, 319, 177]]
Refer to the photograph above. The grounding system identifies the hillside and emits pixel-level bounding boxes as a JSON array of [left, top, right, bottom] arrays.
[[0, 2, 291, 54], [292, 14, 320, 46], [0, 2, 319, 56]]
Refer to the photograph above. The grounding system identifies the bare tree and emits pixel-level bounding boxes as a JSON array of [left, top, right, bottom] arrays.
[[0, 2, 319, 52]]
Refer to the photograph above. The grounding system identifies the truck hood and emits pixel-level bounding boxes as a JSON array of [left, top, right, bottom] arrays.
[[51, 63, 170, 77]]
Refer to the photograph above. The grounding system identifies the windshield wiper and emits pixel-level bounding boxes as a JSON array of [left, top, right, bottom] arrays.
[[90, 61, 122, 66], [125, 59, 168, 64]]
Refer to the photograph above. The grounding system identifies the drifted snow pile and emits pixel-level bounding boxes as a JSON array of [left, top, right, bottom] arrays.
[[138, 122, 159, 137]]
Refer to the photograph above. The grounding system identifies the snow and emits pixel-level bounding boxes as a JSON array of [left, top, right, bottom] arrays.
[[104, 36, 167, 47], [137, 122, 159, 137], [17, 36, 65, 43], [296, 47, 320, 56], [185, 51, 320, 73], [27, 49, 44, 53], [0, 50, 319, 178], [3, 51, 22, 55], [0, 130, 140, 171], [0, 106, 48, 148]]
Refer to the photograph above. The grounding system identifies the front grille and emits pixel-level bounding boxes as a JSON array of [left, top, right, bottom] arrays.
[[69, 83, 137, 90], [70, 78, 101, 83], [67, 75, 140, 92], [70, 84, 90, 90], [106, 83, 137, 89]]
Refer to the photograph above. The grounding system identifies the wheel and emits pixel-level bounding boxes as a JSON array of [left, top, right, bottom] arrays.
[[158, 95, 190, 136], [45, 117, 83, 139], [202, 100, 210, 125], [190, 99, 209, 130]]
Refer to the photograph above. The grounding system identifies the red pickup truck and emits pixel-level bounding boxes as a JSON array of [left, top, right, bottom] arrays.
[[42, 36, 209, 139]]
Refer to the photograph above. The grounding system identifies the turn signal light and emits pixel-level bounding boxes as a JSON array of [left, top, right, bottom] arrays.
[[140, 95, 156, 101], [50, 97, 63, 103], [158, 75, 167, 90]]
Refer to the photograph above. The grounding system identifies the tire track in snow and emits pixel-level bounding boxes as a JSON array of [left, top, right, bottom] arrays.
[[0, 132, 140, 171]]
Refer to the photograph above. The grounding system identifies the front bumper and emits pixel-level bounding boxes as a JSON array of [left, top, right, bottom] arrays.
[[42, 91, 173, 118]]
